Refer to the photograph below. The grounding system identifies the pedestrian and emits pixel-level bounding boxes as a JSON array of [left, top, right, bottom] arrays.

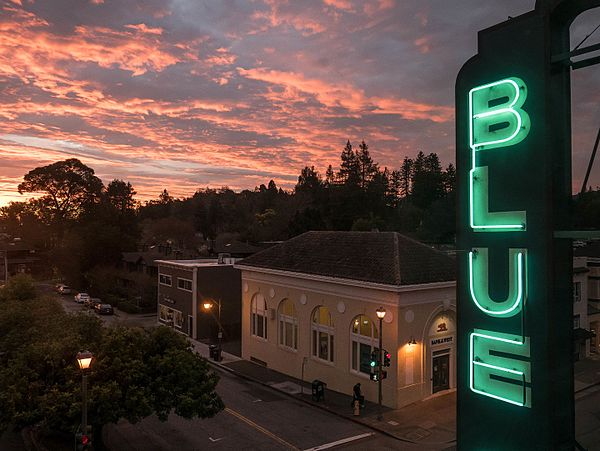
[[352, 383, 363, 415]]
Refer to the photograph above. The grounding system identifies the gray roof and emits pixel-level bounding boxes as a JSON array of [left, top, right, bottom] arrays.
[[237, 231, 455, 286]]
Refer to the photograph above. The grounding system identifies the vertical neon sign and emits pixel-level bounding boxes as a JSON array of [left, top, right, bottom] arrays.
[[467, 77, 532, 408]]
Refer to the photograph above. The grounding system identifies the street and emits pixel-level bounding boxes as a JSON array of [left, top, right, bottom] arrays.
[[104, 365, 429, 451]]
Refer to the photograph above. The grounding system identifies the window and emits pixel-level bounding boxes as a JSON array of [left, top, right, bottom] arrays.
[[278, 299, 298, 350], [350, 315, 378, 375], [177, 278, 193, 292], [574, 314, 580, 329], [159, 274, 172, 286], [574, 282, 582, 303], [159, 305, 183, 328], [312, 306, 334, 362], [251, 294, 268, 339]]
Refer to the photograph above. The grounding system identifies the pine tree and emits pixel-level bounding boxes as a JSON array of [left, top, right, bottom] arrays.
[[338, 140, 360, 186], [356, 140, 378, 190], [399, 157, 413, 198]]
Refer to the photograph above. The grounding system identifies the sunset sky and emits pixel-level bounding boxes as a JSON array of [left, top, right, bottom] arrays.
[[0, 0, 598, 205]]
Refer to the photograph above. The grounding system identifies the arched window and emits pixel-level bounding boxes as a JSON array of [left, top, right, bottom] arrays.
[[312, 306, 334, 362], [350, 315, 378, 374], [251, 294, 268, 339], [278, 299, 298, 350]]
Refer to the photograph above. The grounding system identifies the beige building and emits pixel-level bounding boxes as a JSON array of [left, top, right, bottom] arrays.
[[236, 231, 456, 409]]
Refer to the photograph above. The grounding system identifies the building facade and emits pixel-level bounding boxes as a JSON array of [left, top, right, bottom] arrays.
[[156, 260, 241, 345], [236, 231, 456, 409]]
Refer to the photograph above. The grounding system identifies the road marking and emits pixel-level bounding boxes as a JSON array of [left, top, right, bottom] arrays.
[[253, 398, 262, 403], [302, 432, 374, 451], [208, 437, 223, 442], [225, 407, 299, 450]]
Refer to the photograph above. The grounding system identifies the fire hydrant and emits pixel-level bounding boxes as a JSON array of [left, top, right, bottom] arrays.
[[353, 399, 360, 416]]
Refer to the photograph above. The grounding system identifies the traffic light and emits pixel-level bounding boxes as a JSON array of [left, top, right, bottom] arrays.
[[370, 371, 379, 381], [381, 370, 387, 380], [383, 350, 391, 367], [369, 349, 379, 368], [75, 431, 92, 451]]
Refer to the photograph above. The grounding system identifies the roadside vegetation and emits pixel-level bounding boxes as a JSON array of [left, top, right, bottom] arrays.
[[0, 281, 224, 449]]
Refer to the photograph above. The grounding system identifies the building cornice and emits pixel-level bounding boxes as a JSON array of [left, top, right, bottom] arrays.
[[235, 264, 456, 293]]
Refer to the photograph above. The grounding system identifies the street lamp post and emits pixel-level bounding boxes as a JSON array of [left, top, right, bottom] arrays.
[[376, 307, 386, 421], [203, 300, 223, 353], [76, 351, 93, 444]]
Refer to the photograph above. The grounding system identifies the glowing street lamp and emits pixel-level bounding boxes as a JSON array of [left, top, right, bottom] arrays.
[[76, 351, 93, 447], [203, 299, 223, 356], [375, 307, 386, 420]]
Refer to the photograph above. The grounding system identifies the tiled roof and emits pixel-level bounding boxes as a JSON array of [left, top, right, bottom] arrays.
[[237, 231, 455, 286]]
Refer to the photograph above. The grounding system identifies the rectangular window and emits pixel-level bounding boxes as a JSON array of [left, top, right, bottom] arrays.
[[319, 332, 328, 360], [573, 315, 580, 329], [352, 341, 358, 370], [177, 278, 193, 292], [159, 274, 172, 286], [359, 343, 372, 374], [574, 282, 581, 303]]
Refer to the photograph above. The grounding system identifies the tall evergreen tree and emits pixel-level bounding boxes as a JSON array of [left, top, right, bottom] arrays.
[[399, 157, 413, 198], [338, 140, 360, 187], [356, 140, 378, 190]]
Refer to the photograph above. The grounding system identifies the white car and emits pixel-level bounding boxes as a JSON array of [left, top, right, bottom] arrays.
[[74, 292, 90, 304]]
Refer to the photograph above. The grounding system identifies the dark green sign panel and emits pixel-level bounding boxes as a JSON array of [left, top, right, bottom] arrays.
[[456, 1, 599, 449]]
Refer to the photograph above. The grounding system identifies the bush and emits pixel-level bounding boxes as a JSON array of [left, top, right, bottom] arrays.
[[1, 274, 36, 301]]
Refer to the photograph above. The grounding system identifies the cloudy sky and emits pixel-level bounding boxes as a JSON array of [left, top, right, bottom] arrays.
[[0, 0, 598, 205]]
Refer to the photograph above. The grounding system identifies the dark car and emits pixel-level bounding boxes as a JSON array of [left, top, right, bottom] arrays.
[[96, 304, 114, 315]]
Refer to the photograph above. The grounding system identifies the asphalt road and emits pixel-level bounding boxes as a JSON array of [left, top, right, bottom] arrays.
[[103, 365, 420, 451]]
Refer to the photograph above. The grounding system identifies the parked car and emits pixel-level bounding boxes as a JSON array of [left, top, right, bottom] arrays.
[[74, 292, 90, 304], [96, 304, 114, 315], [87, 298, 102, 309], [57, 285, 72, 295]]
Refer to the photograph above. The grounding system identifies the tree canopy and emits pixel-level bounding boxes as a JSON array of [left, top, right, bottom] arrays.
[[0, 295, 223, 445]]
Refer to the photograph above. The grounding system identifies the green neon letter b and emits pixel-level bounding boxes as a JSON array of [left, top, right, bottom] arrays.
[[469, 77, 530, 151]]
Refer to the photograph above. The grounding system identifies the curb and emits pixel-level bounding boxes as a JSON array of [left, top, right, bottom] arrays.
[[204, 357, 451, 446]]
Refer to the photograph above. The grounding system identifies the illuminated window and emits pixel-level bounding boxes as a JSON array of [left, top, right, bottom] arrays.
[[251, 293, 268, 339], [312, 306, 334, 363], [350, 315, 378, 375], [159, 305, 182, 328], [278, 299, 298, 350]]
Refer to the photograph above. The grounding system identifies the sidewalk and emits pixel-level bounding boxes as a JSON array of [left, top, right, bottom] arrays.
[[190, 339, 456, 450]]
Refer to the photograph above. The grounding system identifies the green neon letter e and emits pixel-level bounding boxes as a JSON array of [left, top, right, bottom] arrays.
[[469, 77, 530, 151], [470, 329, 531, 408]]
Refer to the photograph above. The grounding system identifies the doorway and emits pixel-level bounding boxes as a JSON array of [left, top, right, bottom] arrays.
[[432, 350, 450, 393]]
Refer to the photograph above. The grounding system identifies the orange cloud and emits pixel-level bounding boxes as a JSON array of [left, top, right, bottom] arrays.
[[238, 67, 452, 122]]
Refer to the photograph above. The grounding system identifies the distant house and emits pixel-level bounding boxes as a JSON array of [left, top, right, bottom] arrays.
[[207, 239, 264, 264], [121, 245, 200, 277], [236, 231, 456, 409], [574, 241, 600, 356], [156, 259, 242, 352], [0, 238, 39, 282]]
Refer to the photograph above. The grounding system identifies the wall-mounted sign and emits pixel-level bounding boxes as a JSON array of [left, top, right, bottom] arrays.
[[431, 336, 453, 346]]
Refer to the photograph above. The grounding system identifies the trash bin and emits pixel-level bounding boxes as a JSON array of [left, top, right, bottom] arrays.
[[312, 379, 326, 401], [208, 344, 218, 361]]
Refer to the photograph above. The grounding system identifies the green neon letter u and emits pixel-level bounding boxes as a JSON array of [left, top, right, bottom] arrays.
[[469, 247, 526, 317]]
